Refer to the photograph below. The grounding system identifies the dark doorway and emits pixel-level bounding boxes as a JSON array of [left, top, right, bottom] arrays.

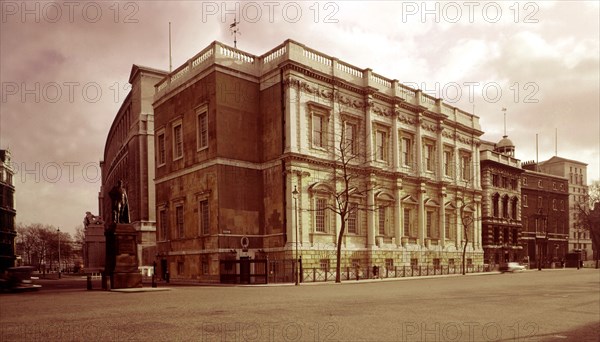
[[161, 259, 168, 280], [240, 257, 250, 284]]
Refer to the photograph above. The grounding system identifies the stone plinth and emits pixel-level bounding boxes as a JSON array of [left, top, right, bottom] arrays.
[[107, 224, 142, 289]]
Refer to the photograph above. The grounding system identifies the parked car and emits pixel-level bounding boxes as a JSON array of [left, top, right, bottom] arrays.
[[0, 266, 42, 292], [499, 262, 526, 273]]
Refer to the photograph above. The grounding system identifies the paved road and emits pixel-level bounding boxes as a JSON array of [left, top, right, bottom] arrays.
[[1, 269, 598, 341]]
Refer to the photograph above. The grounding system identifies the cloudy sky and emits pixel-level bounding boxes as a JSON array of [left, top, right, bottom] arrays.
[[1, 1, 598, 236]]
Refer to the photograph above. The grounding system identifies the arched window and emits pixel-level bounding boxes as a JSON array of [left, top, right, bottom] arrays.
[[511, 197, 518, 220], [492, 193, 500, 217]]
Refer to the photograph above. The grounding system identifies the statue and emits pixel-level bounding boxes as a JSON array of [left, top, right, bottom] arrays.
[[108, 180, 130, 224], [83, 211, 104, 227]]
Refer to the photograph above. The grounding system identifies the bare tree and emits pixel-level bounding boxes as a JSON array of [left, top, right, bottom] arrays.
[[455, 180, 478, 275], [574, 181, 600, 268], [316, 115, 380, 283]]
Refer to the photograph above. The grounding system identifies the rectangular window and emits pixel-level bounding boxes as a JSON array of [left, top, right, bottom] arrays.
[[461, 154, 471, 180], [173, 123, 183, 160], [537, 196, 543, 208], [199, 200, 209, 235], [316, 198, 326, 233], [320, 259, 330, 272], [176, 205, 184, 238], [197, 109, 208, 150], [378, 206, 386, 235], [385, 259, 394, 270], [344, 122, 357, 155], [425, 143, 435, 171], [443, 150, 452, 176], [445, 213, 453, 239], [376, 130, 388, 162], [523, 195, 528, 207], [159, 209, 167, 241], [426, 211, 433, 237], [312, 114, 325, 148], [523, 177, 528, 185], [402, 137, 413, 166], [403, 208, 411, 236], [177, 261, 184, 275], [492, 174, 499, 187], [157, 133, 166, 166], [347, 203, 357, 234]]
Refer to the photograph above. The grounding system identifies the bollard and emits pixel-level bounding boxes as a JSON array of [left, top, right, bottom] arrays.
[[87, 275, 92, 290]]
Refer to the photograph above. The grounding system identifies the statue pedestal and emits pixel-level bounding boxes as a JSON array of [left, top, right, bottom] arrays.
[[109, 224, 142, 289]]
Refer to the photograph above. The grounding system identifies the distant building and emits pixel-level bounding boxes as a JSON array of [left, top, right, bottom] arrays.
[[152, 40, 484, 283], [100, 65, 168, 267], [537, 156, 591, 260], [521, 162, 569, 268], [0, 149, 16, 271], [479, 136, 524, 266]]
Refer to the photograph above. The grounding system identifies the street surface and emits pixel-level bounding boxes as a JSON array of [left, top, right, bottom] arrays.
[[0, 269, 598, 341]]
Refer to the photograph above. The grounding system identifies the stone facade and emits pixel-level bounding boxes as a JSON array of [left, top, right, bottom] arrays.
[[521, 162, 569, 268], [152, 40, 484, 282], [479, 138, 524, 266], [0, 149, 16, 272], [100, 65, 167, 268], [537, 156, 592, 260]]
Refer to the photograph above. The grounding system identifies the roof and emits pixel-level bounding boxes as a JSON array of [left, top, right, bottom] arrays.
[[497, 136, 514, 148], [128, 64, 168, 84], [539, 155, 588, 167]]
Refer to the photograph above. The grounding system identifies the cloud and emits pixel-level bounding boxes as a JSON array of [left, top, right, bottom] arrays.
[[1, 1, 598, 234]]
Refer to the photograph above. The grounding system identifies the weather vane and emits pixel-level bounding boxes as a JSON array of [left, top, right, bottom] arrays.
[[230, 16, 240, 48]]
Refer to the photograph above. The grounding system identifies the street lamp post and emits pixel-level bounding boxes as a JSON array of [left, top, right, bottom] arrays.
[[57, 228, 61, 279], [292, 186, 299, 286]]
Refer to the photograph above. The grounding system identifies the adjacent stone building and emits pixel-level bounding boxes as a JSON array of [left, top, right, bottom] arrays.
[[152, 40, 484, 282], [0, 149, 16, 272], [521, 162, 569, 268], [480, 136, 524, 266], [537, 156, 592, 260], [100, 65, 167, 267]]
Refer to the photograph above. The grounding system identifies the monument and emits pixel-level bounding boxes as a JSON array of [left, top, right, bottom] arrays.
[[83, 212, 105, 274], [104, 180, 142, 289]]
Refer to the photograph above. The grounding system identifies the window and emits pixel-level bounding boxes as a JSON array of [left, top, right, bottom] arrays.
[[347, 203, 358, 234], [378, 206, 386, 235], [433, 258, 441, 269], [537, 196, 543, 208], [522, 177, 528, 185], [376, 130, 388, 162], [523, 195, 528, 207], [552, 199, 557, 211], [401, 136, 413, 166], [443, 149, 453, 177], [176, 205, 184, 238], [315, 198, 327, 232], [197, 108, 208, 150], [199, 200, 209, 235], [157, 132, 166, 166], [460, 153, 471, 180], [173, 122, 183, 160], [511, 198, 518, 220], [424, 143, 435, 171], [403, 208, 411, 236], [426, 211, 434, 237], [445, 213, 455, 239], [492, 174, 500, 187], [502, 196, 509, 218], [538, 180, 543, 188], [320, 259, 330, 272], [492, 194, 500, 217], [177, 261, 184, 275], [512, 229, 518, 246], [344, 122, 357, 155], [493, 227, 500, 244], [312, 113, 325, 148], [159, 209, 167, 241], [560, 200, 564, 211]]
